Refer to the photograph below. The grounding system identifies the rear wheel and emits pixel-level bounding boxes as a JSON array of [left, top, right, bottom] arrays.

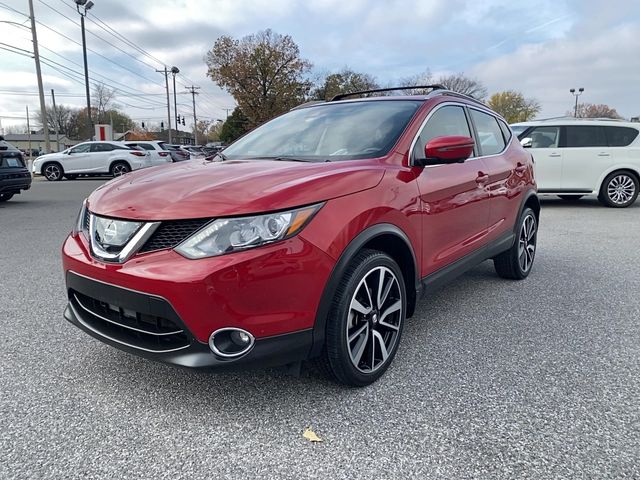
[[110, 162, 130, 177], [558, 195, 583, 201], [319, 249, 406, 387], [0, 193, 14, 202], [599, 171, 638, 208], [43, 162, 63, 181], [494, 207, 538, 280]]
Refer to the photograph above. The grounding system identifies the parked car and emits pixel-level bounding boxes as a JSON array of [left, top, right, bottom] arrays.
[[0, 136, 31, 202], [124, 140, 173, 167], [513, 119, 640, 207], [62, 86, 539, 386], [32, 141, 150, 181], [163, 144, 191, 162], [184, 146, 206, 160]]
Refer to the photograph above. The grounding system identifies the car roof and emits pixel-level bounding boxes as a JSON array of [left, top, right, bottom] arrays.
[[512, 119, 640, 128]]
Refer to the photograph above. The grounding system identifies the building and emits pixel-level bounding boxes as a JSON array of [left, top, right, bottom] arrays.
[[3, 133, 79, 154], [153, 129, 196, 145]]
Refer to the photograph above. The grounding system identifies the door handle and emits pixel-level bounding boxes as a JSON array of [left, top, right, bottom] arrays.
[[475, 172, 489, 184], [515, 163, 527, 173], [549, 153, 561, 158], [597, 153, 610, 157]]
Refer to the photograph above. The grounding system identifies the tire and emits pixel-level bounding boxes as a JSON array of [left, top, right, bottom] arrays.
[[558, 195, 583, 201], [43, 162, 63, 181], [598, 171, 639, 208], [110, 162, 130, 177], [494, 207, 538, 280], [65, 174, 79, 180], [0, 193, 14, 202], [318, 249, 406, 387]]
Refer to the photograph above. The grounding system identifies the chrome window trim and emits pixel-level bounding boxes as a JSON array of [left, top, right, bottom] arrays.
[[409, 102, 512, 167]]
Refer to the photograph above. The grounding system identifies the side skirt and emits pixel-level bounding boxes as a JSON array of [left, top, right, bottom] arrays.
[[420, 232, 514, 296]]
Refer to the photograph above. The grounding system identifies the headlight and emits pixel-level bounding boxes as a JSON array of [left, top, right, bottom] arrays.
[[175, 204, 322, 259], [72, 198, 88, 235]]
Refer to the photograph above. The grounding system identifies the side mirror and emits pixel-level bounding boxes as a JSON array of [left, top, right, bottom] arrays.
[[415, 135, 474, 167], [520, 137, 532, 148]]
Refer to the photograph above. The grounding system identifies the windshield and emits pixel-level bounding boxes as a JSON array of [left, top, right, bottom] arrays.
[[223, 100, 423, 161]]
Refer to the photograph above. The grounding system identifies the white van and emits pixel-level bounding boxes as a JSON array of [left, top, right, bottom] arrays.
[[512, 119, 640, 207]]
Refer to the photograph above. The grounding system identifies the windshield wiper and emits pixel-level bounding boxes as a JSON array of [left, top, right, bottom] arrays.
[[244, 156, 315, 163]]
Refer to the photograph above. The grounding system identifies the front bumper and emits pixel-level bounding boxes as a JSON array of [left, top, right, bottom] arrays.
[[62, 231, 334, 368]]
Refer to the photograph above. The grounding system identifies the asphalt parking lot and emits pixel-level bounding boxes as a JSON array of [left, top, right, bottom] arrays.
[[1, 178, 638, 479]]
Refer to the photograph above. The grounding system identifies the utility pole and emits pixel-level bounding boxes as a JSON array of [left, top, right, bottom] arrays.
[[74, 0, 95, 140], [570, 87, 584, 118], [224, 108, 232, 119], [26, 106, 32, 159], [186, 85, 200, 145], [50, 89, 60, 152], [171, 66, 180, 131], [156, 67, 172, 144], [27, 0, 50, 153]]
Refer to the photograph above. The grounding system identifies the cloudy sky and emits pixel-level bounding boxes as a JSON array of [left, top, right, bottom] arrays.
[[1, 0, 639, 132]]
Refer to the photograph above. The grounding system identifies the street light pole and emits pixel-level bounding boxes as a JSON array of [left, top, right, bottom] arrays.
[[75, 0, 95, 140], [570, 87, 584, 117], [27, 0, 50, 153], [156, 67, 172, 144], [171, 66, 180, 131]]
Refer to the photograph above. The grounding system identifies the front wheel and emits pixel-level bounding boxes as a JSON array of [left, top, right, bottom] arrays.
[[0, 193, 14, 202], [43, 162, 63, 181], [494, 207, 538, 280], [599, 172, 638, 208], [319, 249, 406, 387], [110, 162, 130, 177]]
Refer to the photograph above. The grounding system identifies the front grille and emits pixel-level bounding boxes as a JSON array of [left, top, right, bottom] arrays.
[[139, 218, 210, 253], [71, 290, 190, 352]]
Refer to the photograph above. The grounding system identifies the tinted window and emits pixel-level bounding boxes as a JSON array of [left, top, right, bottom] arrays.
[[223, 100, 423, 161], [605, 126, 639, 147], [470, 109, 506, 156], [564, 126, 607, 147], [90, 143, 115, 152], [413, 106, 471, 158], [69, 144, 91, 154], [528, 126, 560, 148], [135, 143, 154, 150]]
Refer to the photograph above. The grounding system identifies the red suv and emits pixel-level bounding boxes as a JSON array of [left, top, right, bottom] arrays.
[[62, 86, 539, 386]]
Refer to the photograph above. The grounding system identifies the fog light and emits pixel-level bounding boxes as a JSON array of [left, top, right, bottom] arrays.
[[209, 328, 255, 358]]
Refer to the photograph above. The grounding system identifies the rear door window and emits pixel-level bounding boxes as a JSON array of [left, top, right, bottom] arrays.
[[604, 126, 639, 147], [470, 109, 506, 156], [563, 126, 607, 147]]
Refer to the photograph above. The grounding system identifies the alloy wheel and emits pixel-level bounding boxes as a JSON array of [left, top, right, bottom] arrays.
[[518, 214, 537, 273], [346, 266, 402, 373], [112, 164, 129, 176], [44, 164, 61, 181], [607, 174, 636, 205]]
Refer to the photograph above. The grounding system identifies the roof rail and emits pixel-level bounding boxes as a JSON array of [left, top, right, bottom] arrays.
[[331, 85, 446, 102], [436, 90, 487, 107]]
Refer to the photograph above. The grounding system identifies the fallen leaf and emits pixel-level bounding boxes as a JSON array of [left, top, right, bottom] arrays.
[[303, 427, 323, 443]]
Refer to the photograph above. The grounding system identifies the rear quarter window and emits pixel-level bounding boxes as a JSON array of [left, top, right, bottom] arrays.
[[604, 126, 639, 147], [564, 126, 607, 147]]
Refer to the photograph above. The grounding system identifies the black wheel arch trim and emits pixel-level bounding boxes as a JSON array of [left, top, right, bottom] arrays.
[[515, 189, 540, 235], [309, 223, 419, 358]]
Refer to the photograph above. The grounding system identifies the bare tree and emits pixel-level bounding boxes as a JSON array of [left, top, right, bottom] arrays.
[[437, 73, 488, 100], [92, 83, 118, 124], [569, 103, 623, 119]]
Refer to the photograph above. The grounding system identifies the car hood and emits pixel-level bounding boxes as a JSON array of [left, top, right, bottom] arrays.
[[88, 159, 385, 220], [34, 152, 63, 163]]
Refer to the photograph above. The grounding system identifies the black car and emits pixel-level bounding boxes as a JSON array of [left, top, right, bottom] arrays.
[[0, 137, 32, 202]]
